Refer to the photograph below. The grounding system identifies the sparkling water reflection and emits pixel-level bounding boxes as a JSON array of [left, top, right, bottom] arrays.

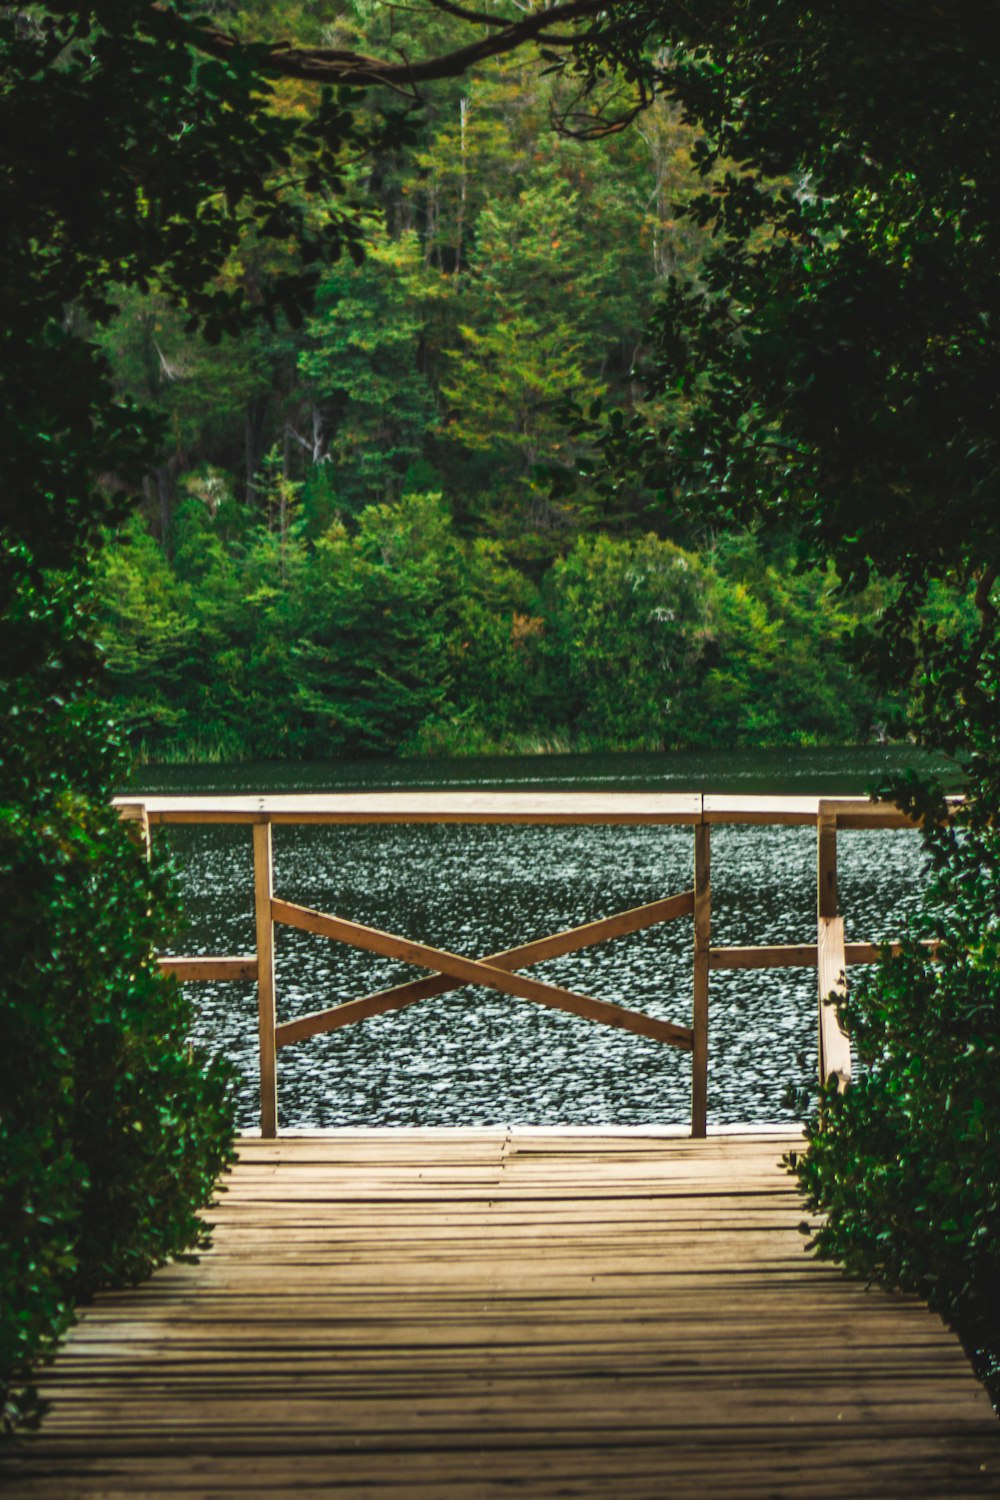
[[132, 750, 947, 1130]]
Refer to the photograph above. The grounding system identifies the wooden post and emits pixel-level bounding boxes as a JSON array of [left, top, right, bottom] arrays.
[[817, 806, 838, 921], [119, 803, 151, 861], [816, 805, 842, 1086], [691, 821, 710, 1138], [817, 915, 852, 1090], [253, 821, 277, 1137], [137, 806, 151, 861]]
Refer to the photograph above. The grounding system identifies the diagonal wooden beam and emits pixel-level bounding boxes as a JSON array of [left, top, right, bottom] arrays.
[[274, 890, 694, 1046], [271, 898, 693, 1050]]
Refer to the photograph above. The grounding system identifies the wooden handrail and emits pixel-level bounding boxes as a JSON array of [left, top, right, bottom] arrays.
[[118, 791, 952, 1135], [115, 791, 959, 826], [710, 939, 938, 971]]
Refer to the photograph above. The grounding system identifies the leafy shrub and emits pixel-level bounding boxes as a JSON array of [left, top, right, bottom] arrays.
[[701, 537, 881, 746], [0, 555, 234, 1433], [790, 626, 1000, 1406], [95, 509, 897, 759], [541, 532, 709, 747]]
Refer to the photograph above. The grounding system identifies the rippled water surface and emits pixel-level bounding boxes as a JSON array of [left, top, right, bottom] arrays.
[[128, 748, 952, 1130]]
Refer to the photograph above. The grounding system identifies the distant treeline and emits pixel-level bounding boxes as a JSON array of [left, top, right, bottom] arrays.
[[96, 494, 893, 760], [89, 0, 918, 760]]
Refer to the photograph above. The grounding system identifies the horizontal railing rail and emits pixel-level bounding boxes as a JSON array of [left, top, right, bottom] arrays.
[[115, 791, 957, 1136]]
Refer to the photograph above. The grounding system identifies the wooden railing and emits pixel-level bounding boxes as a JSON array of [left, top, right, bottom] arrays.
[[114, 791, 947, 1137]]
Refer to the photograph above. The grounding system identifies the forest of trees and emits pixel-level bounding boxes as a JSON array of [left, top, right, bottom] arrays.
[[101, 501, 892, 758], [90, 0, 911, 759]]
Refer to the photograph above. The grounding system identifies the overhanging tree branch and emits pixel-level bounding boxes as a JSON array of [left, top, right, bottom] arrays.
[[190, 0, 610, 85]]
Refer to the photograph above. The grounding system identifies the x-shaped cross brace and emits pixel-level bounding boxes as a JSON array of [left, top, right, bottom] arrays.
[[271, 892, 695, 1051]]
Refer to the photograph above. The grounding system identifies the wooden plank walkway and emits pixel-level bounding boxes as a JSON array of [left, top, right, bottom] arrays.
[[4, 1131, 999, 1498]]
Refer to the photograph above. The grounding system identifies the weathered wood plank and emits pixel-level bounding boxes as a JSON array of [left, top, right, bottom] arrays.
[[816, 796, 959, 830], [114, 791, 705, 825], [702, 794, 823, 825], [710, 943, 820, 970], [709, 940, 939, 970], [817, 804, 839, 922]]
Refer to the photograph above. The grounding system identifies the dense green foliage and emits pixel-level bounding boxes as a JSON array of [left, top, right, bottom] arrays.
[[568, 1, 1000, 597], [94, 40, 676, 555], [793, 620, 1000, 1391], [0, 0, 378, 1431], [561, 1, 1000, 1400], [0, 559, 235, 1433], [794, 808, 1000, 1383], [95, 499, 882, 758], [87, 1, 897, 757]]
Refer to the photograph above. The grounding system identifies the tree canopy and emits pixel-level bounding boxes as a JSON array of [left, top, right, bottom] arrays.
[[0, 0, 375, 1429], [557, 0, 1000, 1398], [524, 2, 993, 589]]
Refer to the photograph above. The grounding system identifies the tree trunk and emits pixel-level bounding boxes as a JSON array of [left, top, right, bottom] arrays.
[[311, 405, 325, 464], [454, 97, 469, 282]]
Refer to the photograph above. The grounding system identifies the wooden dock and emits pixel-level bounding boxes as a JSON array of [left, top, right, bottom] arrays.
[[4, 1130, 998, 1499]]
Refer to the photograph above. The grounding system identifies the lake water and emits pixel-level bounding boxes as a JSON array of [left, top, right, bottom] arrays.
[[127, 747, 954, 1131]]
